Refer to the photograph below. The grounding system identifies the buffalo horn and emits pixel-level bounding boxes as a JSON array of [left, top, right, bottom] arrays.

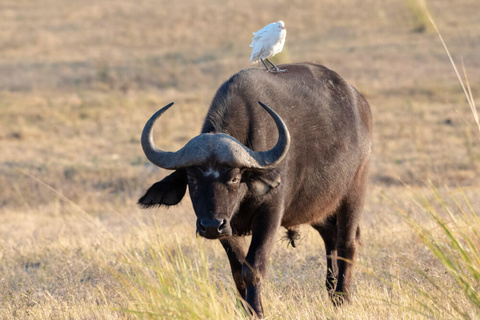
[[140, 101, 290, 169]]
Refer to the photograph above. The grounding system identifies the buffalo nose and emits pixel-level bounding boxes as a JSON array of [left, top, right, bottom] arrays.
[[199, 218, 227, 234]]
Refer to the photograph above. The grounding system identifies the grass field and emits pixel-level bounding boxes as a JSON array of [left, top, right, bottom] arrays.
[[1, 0, 480, 319]]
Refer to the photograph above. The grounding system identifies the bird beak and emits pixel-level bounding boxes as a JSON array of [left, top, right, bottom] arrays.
[[280, 26, 285, 29]]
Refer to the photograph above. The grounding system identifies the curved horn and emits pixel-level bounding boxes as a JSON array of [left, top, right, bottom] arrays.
[[141, 101, 290, 170], [249, 101, 291, 168], [140, 102, 179, 169]]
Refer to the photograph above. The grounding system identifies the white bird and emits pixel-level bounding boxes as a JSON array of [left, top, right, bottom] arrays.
[[250, 21, 287, 73]]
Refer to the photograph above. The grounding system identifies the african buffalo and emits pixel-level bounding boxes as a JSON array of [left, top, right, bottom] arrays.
[[138, 62, 372, 317]]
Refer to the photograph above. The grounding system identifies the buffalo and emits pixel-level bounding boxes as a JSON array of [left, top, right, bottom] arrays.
[[138, 62, 372, 317]]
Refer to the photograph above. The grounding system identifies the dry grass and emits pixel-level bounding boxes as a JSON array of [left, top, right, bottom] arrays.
[[1, 0, 480, 319]]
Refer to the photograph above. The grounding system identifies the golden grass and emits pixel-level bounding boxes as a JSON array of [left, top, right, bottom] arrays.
[[1, 0, 480, 319], [387, 8, 480, 319]]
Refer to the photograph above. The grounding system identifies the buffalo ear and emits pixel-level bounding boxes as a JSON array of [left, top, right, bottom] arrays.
[[247, 169, 281, 196], [138, 169, 187, 207]]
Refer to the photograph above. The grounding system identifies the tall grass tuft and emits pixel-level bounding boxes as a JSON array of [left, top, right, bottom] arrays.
[[112, 221, 247, 320], [398, 3, 480, 319], [425, 11, 479, 135], [400, 185, 480, 319]]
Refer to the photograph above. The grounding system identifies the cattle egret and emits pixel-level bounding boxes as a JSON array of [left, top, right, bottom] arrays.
[[250, 21, 287, 73]]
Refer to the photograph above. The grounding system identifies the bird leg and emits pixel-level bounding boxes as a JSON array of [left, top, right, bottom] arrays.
[[266, 58, 287, 73], [260, 58, 271, 72]]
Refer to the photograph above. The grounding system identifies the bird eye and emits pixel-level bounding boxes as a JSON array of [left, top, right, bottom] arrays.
[[188, 177, 197, 185]]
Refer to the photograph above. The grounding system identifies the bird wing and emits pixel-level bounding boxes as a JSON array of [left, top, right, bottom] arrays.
[[249, 22, 275, 48], [250, 41, 266, 62]]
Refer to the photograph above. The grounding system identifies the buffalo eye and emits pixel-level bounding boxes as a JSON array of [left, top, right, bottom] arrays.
[[228, 175, 241, 185]]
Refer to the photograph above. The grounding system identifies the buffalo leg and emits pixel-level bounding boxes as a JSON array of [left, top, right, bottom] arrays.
[[242, 206, 282, 318], [333, 160, 369, 305], [333, 203, 360, 305], [220, 236, 248, 299], [312, 215, 338, 296]]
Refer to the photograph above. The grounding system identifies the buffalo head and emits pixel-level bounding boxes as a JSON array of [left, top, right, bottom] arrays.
[[138, 102, 290, 239]]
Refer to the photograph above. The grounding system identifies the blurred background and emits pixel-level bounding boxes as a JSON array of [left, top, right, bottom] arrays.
[[1, 0, 480, 318]]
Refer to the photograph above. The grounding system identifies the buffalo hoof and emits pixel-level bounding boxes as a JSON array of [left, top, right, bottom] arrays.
[[331, 291, 349, 307]]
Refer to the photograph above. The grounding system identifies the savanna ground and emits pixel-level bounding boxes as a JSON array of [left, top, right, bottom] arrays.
[[1, 0, 480, 319]]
